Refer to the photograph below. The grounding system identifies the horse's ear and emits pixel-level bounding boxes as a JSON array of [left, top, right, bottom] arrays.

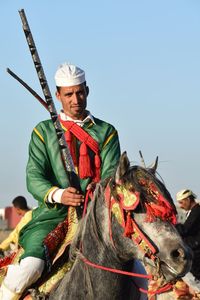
[[148, 156, 158, 174], [115, 151, 130, 183]]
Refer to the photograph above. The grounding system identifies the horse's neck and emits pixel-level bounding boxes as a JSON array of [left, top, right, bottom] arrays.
[[57, 185, 141, 300], [79, 186, 122, 266]]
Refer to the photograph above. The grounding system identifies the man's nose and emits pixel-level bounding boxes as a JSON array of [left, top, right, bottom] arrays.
[[72, 93, 80, 103]]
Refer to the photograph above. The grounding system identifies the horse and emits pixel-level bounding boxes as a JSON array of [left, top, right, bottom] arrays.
[[30, 152, 192, 300]]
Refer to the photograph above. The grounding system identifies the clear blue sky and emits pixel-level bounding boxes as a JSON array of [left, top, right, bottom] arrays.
[[0, 0, 200, 208]]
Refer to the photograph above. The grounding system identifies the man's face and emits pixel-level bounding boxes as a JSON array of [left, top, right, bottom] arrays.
[[56, 83, 88, 120], [178, 197, 191, 211]]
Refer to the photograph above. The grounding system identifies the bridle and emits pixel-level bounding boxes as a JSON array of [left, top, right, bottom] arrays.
[[105, 182, 158, 259], [79, 174, 176, 295]]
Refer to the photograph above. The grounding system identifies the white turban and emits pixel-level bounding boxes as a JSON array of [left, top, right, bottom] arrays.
[[55, 63, 85, 87]]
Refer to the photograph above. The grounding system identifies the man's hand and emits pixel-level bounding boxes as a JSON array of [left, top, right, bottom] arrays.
[[61, 187, 84, 206]]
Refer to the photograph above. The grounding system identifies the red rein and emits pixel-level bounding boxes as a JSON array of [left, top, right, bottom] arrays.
[[81, 255, 172, 295]]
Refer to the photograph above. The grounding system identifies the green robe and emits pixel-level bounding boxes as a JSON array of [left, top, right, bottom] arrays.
[[19, 116, 120, 260]]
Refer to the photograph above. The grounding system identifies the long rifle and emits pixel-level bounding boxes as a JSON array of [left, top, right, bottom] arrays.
[[18, 9, 83, 218]]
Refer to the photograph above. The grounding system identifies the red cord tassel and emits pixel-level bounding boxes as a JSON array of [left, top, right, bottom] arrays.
[[79, 142, 93, 179]]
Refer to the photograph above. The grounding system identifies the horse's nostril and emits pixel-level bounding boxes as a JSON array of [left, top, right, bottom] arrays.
[[171, 248, 185, 259]]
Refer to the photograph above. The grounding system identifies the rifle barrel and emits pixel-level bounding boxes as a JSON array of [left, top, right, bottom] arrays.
[[7, 68, 48, 110]]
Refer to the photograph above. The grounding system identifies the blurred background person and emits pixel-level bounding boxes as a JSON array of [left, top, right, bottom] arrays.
[[176, 189, 200, 294], [0, 196, 32, 256]]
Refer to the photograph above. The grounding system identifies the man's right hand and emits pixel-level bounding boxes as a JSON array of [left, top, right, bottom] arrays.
[[61, 187, 84, 206]]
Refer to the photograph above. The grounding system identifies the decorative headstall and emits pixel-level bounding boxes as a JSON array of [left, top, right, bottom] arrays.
[[105, 171, 177, 262], [104, 182, 158, 261], [80, 172, 176, 295], [79, 164, 177, 295]]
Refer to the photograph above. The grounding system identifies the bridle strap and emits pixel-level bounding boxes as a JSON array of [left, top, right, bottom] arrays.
[[105, 183, 158, 260], [131, 219, 157, 260], [82, 188, 93, 218]]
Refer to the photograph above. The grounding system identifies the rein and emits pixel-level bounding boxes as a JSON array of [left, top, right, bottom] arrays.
[[79, 181, 173, 296], [80, 254, 172, 295]]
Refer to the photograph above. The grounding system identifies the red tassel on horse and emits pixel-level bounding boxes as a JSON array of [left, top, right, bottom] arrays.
[[145, 203, 156, 222], [124, 212, 134, 237]]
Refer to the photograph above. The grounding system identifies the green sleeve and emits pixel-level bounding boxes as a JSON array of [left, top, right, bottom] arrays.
[[26, 121, 69, 204], [26, 128, 54, 203]]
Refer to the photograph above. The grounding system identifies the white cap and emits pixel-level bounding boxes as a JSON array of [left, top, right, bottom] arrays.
[[176, 189, 197, 201], [55, 63, 85, 87]]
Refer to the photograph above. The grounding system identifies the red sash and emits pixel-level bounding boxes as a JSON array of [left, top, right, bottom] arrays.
[[59, 117, 101, 183]]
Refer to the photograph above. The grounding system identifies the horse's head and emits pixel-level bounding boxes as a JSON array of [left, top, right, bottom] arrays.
[[107, 152, 192, 284]]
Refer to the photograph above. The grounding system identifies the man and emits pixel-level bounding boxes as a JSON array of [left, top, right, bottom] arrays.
[[12, 196, 30, 217], [0, 63, 121, 300], [0, 196, 31, 254], [176, 189, 200, 293]]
